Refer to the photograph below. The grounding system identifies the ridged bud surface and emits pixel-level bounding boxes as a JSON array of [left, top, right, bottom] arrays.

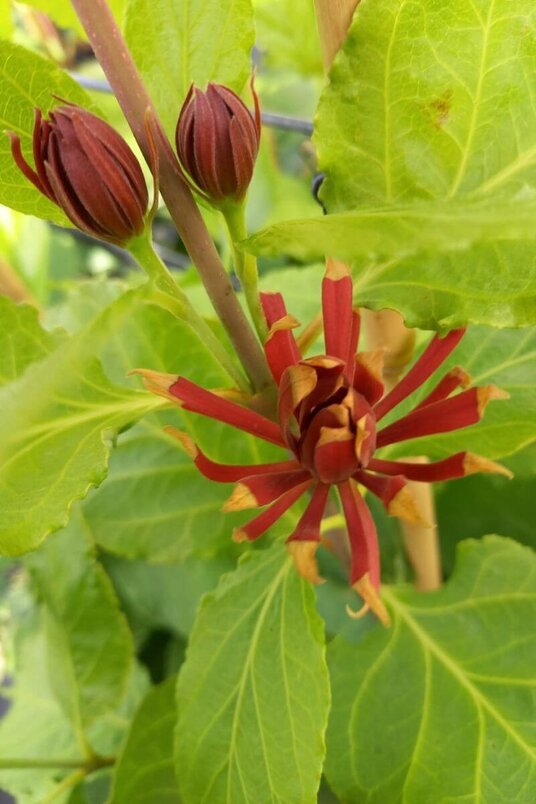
[[9, 104, 148, 245], [176, 82, 261, 204]]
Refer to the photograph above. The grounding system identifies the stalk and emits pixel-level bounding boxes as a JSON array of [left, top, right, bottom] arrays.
[[222, 203, 268, 341], [129, 234, 249, 390], [70, 0, 272, 392]]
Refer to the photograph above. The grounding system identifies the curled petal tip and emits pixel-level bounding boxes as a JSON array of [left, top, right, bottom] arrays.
[[222, 483, 258, 512], [388, 486, 432, 527], [325, 257, 350, 280], [463, 453, 513, 479], [351, 574, 391, 627], [266, 314, 301, 342], [287, 540, 325, 585], [345, 601, 370, 620], [232, 528, 249, 544], [128, 369, 179, 401], [477, 385, 510, 415], [452, 366, 472, 388], [163, 427, 198, 459]]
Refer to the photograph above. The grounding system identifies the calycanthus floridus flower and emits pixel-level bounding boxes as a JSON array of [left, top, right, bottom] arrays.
[[136, 261, 510, 624]]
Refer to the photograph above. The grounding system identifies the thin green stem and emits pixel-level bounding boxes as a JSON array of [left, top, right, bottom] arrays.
[[128, 234, 249, 391], [223, 203, 268, 341]]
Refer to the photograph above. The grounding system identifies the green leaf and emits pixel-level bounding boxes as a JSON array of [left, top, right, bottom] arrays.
[[109, 677, 180, 803], [325, 536, 536, 803], [384, 326, 536, 461], [175, 546, 330, 804], [0, 621, 79, 803], [282, 0, 536, 329], [0, 297, 161, 555], [316, 0, 536, 209], [25, 506, 133, 735], [124, 0, 255, 136], [22, 1, 125, 37], [245, 204, 536, 328], [0, 41, 97, 222], [246, 200, 536, 262], [0, 295, 62, 386]]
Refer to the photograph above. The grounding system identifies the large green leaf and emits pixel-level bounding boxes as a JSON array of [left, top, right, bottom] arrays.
[[0, 296, 162, 556], [25, 507, 134, 735], [384, 325, 536, 461], [109, 677, 180, 803], [0, 296, 62, 386], [0, 623, 80, 803], [253, 0, 322, 77], [0, 41, 97, 221], [316, 0, 536, 209], [124, 0, 255, 136], [249, 0, 536, 329], [175, 546, 330, 804], [325, 536, 536, 803]]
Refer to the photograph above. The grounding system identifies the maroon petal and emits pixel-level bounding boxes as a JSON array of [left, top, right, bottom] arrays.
[[376, 385, 509, 447], [170, 377, 286, 447], [353, 349, 385, 405], [338, 481, 390, 625], [287, 483, 330, 543], [260, 292, 301, 384], [355, 470, 429, 525], [222, 468, 311, 511], [232, 480, 313, 542], [322, 259, 355, 365], [413, 366, 471, 410], [374, 328, 466, 421], [368, 453, 513, 481], [164, 427, 299, 482]]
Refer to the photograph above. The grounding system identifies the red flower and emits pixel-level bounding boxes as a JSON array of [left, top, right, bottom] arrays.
[[137, 261, 510, 624], [8, 104, 148, 246], [175, 82, 261, 204]]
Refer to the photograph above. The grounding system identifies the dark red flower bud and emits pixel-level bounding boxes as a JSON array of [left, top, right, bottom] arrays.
[[8, 104, 148, 246], [175, 82, 261, 204]]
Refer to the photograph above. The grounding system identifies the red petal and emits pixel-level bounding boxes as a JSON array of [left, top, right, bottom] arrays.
[[338, 480, 380, 587], [414, 366, 471, 410], [164, 427, 298, 482], [260, 292, 301, 384], [355, 470, 428, 525], [286, 483, 330, 542], [374, 328, 466, 421], [233, 480, 313, 542], [170, 377, 286, 447], [376, 385, 508, 447], [313, 429, 358, 484], [368, 452, 513, 481], [322, 259, 354, 365], [223, 468, 311, 511], [353, 349, 385, 405]]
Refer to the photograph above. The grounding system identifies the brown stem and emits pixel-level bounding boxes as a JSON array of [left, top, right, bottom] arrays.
[[70, 0, 271, 392], [314, 0, 441, 591]]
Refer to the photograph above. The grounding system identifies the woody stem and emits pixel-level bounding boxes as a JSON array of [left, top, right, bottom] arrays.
[[70, 0, 272, 393], [222, 203, 268, 342], [128, 234, 249, 390]]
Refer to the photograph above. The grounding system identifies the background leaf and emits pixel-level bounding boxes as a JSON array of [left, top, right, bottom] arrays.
[[0, 41, 97, 221], [0, 295, 62, 386], [325, 536, 536, 803], [175, 545, 330, 804], [109, 677, 180, 803], [20, 1, 126, 37], [124, 0, 255, 136], [283, 0, 536, 329], [25, 506, 134, 737], [0, 292, 161, 555]]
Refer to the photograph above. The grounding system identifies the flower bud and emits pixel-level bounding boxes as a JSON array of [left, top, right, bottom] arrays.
[[9, 104, 148, 246], [175, 82, 261, 205]]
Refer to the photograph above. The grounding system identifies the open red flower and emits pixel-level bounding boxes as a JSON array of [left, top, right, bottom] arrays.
[[136, 261, 510, 624]]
